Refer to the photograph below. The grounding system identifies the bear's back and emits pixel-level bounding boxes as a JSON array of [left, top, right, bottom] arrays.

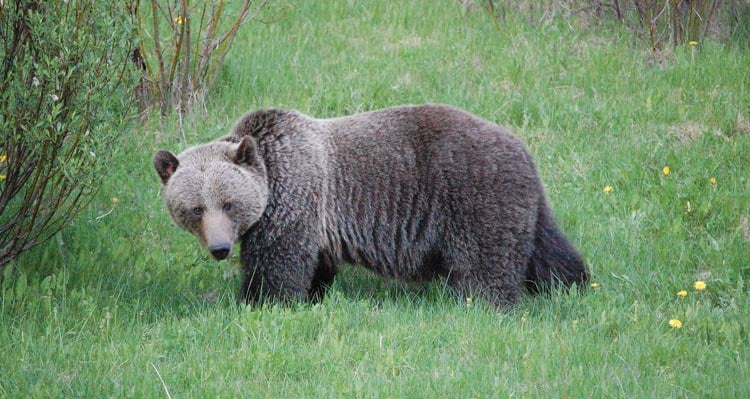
[[322, 104, 528, 172], [317, 105, 541, 279]]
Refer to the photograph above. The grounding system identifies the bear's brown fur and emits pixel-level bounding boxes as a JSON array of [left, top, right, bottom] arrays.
[[154, 104, 588, 308]]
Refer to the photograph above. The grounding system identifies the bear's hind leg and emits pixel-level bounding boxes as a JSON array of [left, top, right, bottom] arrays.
[[447, 267, 524, 309], [445, 237, 532, 309]]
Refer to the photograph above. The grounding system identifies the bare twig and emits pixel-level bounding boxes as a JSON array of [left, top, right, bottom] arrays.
[[150, 0, 167, 116], [179, 0, 191, 119]]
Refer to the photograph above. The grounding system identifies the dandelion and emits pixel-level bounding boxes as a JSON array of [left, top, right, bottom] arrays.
[[112, 197, 119, 204], [590, 282, 600, 289], [662, 166, 670, 175], [710, 177, 717, 185], [669, 319, 683, 329], [688, 41, 698, 47], [694, 280, 706, 291], [603, 186, 613, 194], [677, 290, 687, 298]]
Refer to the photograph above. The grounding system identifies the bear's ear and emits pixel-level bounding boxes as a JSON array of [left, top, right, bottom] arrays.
[[232, 136, 259, 167], [153, 150, 179, 185]]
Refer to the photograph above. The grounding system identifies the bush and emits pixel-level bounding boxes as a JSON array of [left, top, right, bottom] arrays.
[[130, 0, 285, 123], [479, 0, 749, 50], [0, 1, 138, 269]]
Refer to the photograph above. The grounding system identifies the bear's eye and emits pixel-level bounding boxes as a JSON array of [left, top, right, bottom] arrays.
[[222, 202, 232, 212], [192, 207, 204, 217]]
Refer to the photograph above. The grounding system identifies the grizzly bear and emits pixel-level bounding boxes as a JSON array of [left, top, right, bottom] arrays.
[[153, 104, 588, 308]]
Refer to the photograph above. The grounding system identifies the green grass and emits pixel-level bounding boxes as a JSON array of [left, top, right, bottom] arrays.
[[2, 1, 749, 397]]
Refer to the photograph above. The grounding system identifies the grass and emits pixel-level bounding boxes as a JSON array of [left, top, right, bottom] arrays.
[[2, 1, 749, 397]]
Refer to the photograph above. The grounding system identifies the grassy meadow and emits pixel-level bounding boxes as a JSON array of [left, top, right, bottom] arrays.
[[2, 1, 749, 397]]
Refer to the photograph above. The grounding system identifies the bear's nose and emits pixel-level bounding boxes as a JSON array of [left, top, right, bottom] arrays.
[[208, 243, 231, 260]]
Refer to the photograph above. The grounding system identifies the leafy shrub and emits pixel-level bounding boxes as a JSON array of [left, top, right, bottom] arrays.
[[0, 1, 138, 269]]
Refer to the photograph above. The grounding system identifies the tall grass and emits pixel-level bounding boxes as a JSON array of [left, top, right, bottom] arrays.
[[2, 1, 748, 397]]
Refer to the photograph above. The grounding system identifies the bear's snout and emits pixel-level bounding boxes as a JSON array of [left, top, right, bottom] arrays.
[[200, 211, 236, 261], [208, 243, 231, 260]]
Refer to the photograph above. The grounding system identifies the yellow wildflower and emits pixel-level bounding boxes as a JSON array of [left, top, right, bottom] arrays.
[[677, 290, 687, 298], [175, 15, 184, 25], [590, 282, 600, 289], [0, 154, 6, 162], [669, 319, 683, 329], [694, 281, 706, 291], [709, 177, 717, 185], [688, 41, 698, 47], [603, 186, 613, 194], [662, 166, 670, 175], [112, 197, 120, 204]]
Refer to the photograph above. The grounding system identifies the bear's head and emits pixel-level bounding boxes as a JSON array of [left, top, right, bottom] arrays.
[[153, 136, 268, 260]]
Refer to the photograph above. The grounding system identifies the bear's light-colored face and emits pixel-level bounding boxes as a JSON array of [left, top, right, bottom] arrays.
[[154, 137, 268, 260]]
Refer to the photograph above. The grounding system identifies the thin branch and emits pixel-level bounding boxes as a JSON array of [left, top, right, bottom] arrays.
[[150, 0, 168, 116], [179, 0, 191, 117], [702, 0, 719, 39], [209, 0, 268, 89]]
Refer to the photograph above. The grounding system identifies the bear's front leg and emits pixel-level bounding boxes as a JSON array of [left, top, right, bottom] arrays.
[[239, 253, 319, 304], [238, 228, 320, 304]]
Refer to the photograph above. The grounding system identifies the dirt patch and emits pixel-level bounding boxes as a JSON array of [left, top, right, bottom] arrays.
[[734, 112, 750, 136], [668, 122, 706, 144], [740, 215, 750, 242]]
